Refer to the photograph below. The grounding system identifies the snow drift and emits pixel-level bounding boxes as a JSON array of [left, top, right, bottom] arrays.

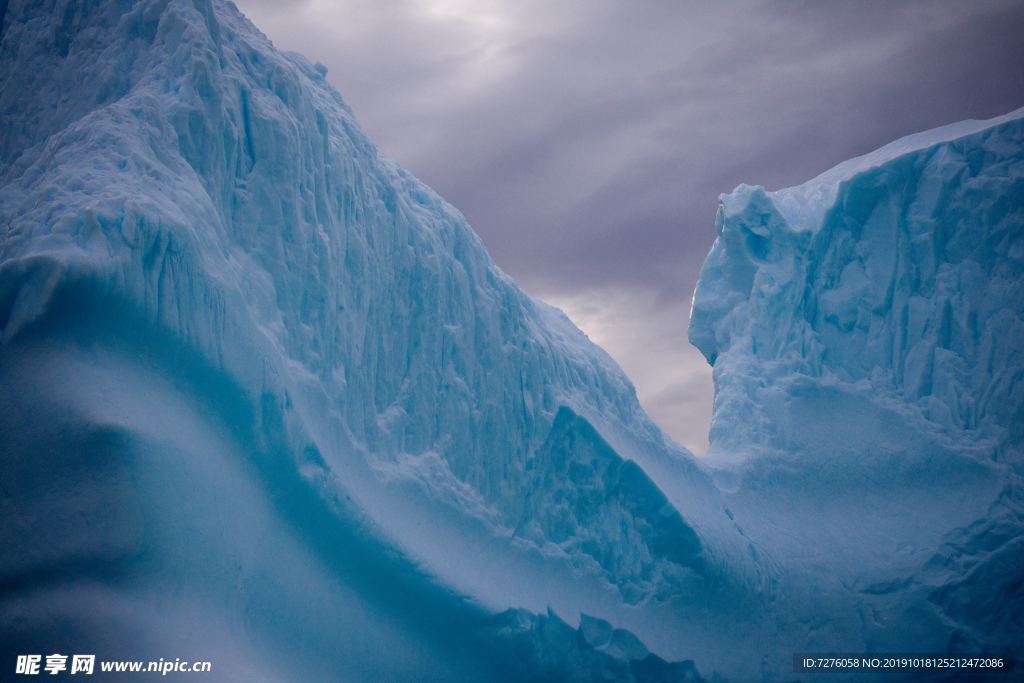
[[0, 0, 1021, 680]]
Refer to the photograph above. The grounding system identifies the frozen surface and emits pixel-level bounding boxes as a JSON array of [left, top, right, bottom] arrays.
[[1, 0, 1021, 680], [0, 0, 717, 679], [691, 106, 1024, 669]]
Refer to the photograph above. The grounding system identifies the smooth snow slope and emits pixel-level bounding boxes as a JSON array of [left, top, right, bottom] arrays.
[[0, 0, 730, 680]]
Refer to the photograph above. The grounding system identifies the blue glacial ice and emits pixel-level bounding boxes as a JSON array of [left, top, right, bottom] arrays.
[[689, 106, 1024, 670], [0, 0, 719, 679], [0, 0, 1021, 680]]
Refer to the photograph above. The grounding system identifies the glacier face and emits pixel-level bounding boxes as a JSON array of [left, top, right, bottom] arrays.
[[691, 110, 1024, 458], [0, 0, 732, 680], [690, 108, 1024, 660], [1, 0, 1022, 680]]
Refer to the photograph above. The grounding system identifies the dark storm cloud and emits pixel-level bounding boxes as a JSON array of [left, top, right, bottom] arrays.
[[234, 0, 1024, 453]]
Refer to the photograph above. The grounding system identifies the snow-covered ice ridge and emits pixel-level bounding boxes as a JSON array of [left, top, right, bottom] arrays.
[[690, 106, 1024, 668], [0, 0, 717, 680], [0, 0, 1021, 679], [692, 106, 1024, 459]]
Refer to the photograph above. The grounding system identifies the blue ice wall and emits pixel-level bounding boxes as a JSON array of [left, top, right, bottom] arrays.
[[0, 0, 718, 679], [690, 108, 1024, 663]]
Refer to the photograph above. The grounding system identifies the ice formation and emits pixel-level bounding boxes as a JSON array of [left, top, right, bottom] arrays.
[[0, 0, 1021, 680], [0, 0, 718, 679], [690, 107, 1024, 670]]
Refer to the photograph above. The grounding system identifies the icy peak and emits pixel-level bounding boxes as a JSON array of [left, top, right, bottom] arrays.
[[719, 107, 1024, 235], [0, 0, 721, 678], [692, 108, 1024, 452]]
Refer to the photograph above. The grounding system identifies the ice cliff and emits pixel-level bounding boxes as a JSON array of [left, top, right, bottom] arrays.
[[1, 0, 1021, 680], [0, 0, 722, 680], [690, 108, 1024, 667]]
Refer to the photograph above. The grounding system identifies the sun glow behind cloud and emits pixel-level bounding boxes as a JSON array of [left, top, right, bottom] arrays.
[[422, 0, 507, 30], [544, 287, 712, 456]]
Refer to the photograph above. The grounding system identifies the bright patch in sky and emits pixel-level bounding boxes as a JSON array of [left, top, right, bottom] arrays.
[[545, 288, 712, 455]]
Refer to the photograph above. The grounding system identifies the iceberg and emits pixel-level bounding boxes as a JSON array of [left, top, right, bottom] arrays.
[[690, 106, 1024, 667], [0, 0, 720, 679], [0, 0, 1021, 679]]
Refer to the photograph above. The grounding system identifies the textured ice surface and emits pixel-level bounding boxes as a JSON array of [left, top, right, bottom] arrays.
[[1, 0, 1021, 680], [690, 106, 1024, 668], [0, 0, 717, 679], [691, 108, 1024, 458]]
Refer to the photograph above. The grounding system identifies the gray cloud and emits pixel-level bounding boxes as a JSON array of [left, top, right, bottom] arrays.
[[234, 0, 1024, 454]]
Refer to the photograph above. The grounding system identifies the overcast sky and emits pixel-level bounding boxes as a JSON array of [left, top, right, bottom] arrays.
[[235, 0, 1024, 454]]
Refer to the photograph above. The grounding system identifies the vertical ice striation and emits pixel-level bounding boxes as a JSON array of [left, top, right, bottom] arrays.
[[0, 0, 726, 679], [691, 109, 1024, 457], [690, 108, 1024, 662], [2, 0, 1021, 679]]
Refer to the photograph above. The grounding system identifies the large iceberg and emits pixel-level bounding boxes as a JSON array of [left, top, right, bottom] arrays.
[[0, 0, 721, 679], [690, 107, 1024, 668], [0, 0, 1021, 680]]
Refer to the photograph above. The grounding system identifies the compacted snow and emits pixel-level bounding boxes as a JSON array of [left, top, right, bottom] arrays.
[[0, 0, 1020, 680]]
